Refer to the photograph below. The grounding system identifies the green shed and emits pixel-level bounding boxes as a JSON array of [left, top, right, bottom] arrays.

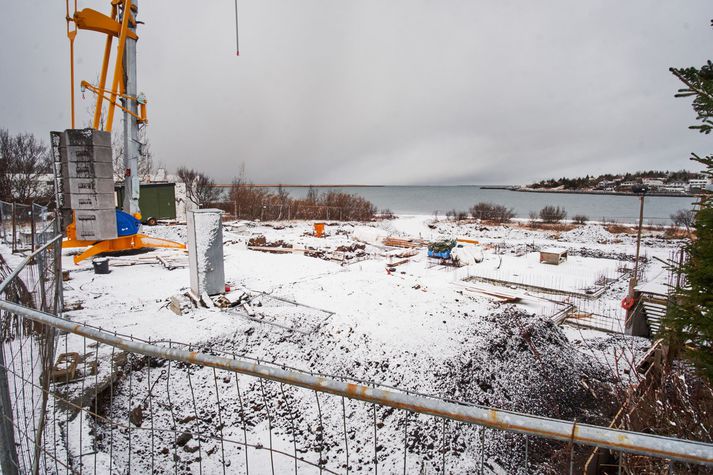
[[116, 182, 177, 225]]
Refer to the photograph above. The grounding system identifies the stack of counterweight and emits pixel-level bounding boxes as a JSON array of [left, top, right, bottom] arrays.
[[52, 128, 117, 241]]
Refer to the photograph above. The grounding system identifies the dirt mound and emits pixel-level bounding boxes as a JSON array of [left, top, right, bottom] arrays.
[[561, 224, 615, 244], [438, 309, 613, 418], [431, 309, 616, 472]]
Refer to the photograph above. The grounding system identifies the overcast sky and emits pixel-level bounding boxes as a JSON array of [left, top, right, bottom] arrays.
[[1, 1, 711, 185]]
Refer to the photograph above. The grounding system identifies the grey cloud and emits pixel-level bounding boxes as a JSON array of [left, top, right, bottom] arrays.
[[1, 0, 710, 185]]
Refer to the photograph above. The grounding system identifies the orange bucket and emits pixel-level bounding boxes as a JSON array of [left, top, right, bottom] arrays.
[[314, 222, 325, 237]]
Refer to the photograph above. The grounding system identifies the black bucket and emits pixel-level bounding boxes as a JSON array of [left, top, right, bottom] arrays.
[[92, 258, 110, 274]]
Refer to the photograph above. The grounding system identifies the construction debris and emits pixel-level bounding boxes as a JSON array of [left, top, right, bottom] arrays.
[[169, 294, 192, 315], [383, 236, 426, 248], [200, 291, 215, 308], [454, 282, 521, 303], [51, 352, 80, 383], [186, 290, 201, 307]]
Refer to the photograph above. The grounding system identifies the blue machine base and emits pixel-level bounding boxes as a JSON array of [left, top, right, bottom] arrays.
[[116, 209, 141, 237]]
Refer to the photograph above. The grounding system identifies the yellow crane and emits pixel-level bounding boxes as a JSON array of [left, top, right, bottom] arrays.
[[61, 0, 186, 264]]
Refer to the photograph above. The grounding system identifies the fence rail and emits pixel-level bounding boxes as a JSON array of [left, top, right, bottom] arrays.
[[0, 201, 56, 254], [0, 222, 711, 473]]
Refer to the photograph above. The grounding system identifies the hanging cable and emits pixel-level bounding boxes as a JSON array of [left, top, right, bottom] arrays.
[[234, 0, 240, 56], [65, 0, 77, 128]]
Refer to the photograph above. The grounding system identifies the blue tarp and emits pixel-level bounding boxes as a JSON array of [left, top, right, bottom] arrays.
[[116, 210, 141, 237], [428, 249, 451, 259]]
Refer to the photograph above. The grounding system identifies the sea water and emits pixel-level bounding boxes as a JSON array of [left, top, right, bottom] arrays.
[[264, 186, 694, 224]]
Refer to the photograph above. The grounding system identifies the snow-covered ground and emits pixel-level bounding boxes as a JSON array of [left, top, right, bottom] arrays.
[[33, 216, 683, 473]]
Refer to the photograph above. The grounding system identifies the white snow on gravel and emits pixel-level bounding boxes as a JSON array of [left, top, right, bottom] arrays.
[[34, 216, 680, 473]]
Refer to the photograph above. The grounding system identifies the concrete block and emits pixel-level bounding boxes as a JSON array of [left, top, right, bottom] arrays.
[[60, 145, 112, 164], [169, 294, 192, 315], [59, 128, 111, 148], [66, 193, 115, 210], [62, 160, 114, 179], [75, 209, 117, 241], [62, 177, 115, 195], [187, 209, 225, 296]]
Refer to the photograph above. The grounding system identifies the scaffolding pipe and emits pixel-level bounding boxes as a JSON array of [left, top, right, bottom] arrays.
[[0, 299, 712, 465]]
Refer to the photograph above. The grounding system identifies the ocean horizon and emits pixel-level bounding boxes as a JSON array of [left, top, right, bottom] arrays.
[[241, 185, 694, 224]]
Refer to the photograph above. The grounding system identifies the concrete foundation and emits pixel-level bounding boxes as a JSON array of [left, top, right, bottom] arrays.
[[187, 209, 225, 296]]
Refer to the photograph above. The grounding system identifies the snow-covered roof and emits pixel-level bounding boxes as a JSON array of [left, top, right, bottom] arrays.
[[540, 247, 568, 254]]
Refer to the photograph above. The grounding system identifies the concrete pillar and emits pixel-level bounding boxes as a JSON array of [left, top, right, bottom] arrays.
[[187, 209, 225, 296]]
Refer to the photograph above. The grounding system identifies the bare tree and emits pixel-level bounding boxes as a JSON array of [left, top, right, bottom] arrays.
[[0, 128, 52, 204], [177, 166, 221, 207], [670, 209, 696, 232], [112, 129, 155, 182]]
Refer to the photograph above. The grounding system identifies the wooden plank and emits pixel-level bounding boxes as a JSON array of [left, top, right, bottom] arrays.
[[248, 246, 306, 254]]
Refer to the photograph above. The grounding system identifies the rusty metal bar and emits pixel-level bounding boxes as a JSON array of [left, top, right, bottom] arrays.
[[0, 235, 63, 296], [0, 299, 712, 465]]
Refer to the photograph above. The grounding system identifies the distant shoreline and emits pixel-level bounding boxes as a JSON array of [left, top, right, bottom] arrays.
[[212, 183, 696, 198], [482, 186, 695, 198], [214, 184, 384, 188]]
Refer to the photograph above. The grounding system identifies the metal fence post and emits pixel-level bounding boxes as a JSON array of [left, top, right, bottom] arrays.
[[30, 204, 36, 252], [32, 324, 56, 475], [0, 342, 20, 475], [11, 202, 16, 253]]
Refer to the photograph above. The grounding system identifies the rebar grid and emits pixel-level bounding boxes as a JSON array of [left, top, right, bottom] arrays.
[[0, 229, 711, 473]]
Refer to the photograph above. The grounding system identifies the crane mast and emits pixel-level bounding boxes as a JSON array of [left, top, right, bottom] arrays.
[[121, 0, 140, 217]]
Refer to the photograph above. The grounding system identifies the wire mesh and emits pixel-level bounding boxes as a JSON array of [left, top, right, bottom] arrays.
[[0, 227, 711, 474]]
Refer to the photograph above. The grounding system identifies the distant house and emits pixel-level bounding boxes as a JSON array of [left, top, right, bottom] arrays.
[[617, 181, 638, 191], [596, 180, 617, 190], [688, 178, 710, 189], [642, 178, 665, 188]]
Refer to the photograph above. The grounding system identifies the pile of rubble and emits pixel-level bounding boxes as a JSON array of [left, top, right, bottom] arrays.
[[169, 286, 252, 315]]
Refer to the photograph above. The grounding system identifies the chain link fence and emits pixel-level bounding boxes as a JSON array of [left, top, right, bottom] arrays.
[[0, 202, 56, 254], [0, 226, 711, 474]]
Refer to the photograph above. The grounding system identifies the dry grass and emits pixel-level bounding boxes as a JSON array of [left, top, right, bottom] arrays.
[[605, 224, 635, 234], [520, 222, 576, 232], [663, 228, 693, 240], [617, 360, 713, 474]]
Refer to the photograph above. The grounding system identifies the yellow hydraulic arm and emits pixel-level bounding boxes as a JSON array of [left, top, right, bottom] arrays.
[[66, 0, 145, 132]]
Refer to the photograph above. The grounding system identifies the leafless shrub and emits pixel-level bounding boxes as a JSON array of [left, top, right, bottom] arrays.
[[539, 205, 567, 223], [226, 178, 376, 222], [618, 361, 713, 474], [670, 209, 695, 231], [572, 214, 589, 225], [470, 202, 515, 223], [378, 209, 395, 220]]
